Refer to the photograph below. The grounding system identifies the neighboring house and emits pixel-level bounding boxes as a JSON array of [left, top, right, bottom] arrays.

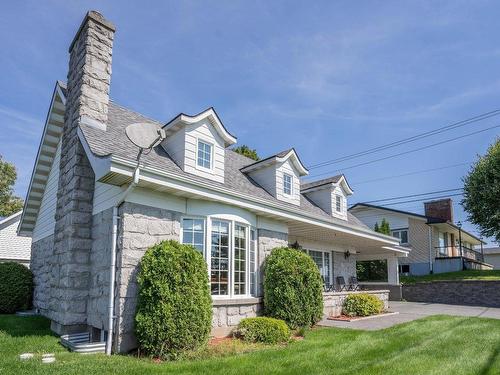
[[0, 211, 31, 267], [350, 199, 490, 276], [483, 247, 500, 269], [18, 11, 407, 353]]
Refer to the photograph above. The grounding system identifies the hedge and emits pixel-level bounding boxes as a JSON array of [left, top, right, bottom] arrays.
[[235, 317, 290, 344], [135, 240, 212, 359], [342, 293, 384, 317], [263, 247, 323, 329], [0, 262, 33, 314]]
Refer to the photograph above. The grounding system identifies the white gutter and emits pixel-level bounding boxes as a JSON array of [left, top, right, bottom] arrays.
[[106, 166, 140, 356]]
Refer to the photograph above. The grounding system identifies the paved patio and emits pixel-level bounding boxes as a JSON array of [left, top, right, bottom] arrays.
[[318, 301, 500, 330]]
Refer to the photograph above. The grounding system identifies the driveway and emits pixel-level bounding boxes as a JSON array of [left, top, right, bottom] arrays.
[[318, 301, 500, 330]]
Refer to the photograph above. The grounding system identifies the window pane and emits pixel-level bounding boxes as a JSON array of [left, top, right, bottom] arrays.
[[182, 218, 204, 254], [401, 230, 408, 244], [211, 220, 230, 295], [283, 173, 292, 195], [197, 141, 212, 169], [250, 229, 256, 296], [234, 224, 247, 295]]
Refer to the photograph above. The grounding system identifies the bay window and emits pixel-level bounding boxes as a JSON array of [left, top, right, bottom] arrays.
[[210, 220, 230, 296], [181, 218, 205, 253]]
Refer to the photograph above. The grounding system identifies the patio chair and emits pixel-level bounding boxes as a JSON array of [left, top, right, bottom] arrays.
[[349, 276, 361, 291], [336, 276, 348, 291], [322, 276, 335, 292]]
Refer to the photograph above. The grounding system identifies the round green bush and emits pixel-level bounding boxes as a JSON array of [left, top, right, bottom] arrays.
[[135, 240, 212, 359], [263, 247, 323, 329], [235, 317, 290, 344], [0, 262, 33, 314], [342, 293, 384, 317]]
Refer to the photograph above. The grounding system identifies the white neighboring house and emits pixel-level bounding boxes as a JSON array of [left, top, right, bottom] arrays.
[[0, 211, 31, 267], [483, 247, 500, 269]]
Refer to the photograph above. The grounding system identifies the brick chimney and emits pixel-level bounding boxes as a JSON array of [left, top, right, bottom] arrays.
[[50, 11, 115, 334], [424, 198, 454, 222]]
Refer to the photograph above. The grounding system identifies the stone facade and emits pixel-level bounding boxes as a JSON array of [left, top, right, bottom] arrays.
[[87, 208, 113, 331], [212, 298, 262, 337], [333, 251, 356, 286], [257, 228, 288, 295], [50, 11, 115, 333], [402, 280, 500, 307], [323, 290, 389, 317], [30, 235, 55, 315], [114, 202, 182, 353]]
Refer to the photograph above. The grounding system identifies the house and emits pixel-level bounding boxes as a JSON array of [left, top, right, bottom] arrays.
[[0, 211, 31, 267], [483, 247, 500, 269], [18, 11, 407, 353], [349, 199, 490, 276]]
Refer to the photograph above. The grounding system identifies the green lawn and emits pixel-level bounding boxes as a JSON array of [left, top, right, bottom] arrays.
[[1, 315, 500, 374], [401, 269, 500, 284]]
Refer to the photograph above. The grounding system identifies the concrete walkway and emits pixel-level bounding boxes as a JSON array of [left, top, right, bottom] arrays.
[[318, 301, 500, 330]]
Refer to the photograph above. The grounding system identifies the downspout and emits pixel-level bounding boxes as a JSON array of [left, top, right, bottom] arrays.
[[428, 226, 433, 274], [106, 166, 140, 355]]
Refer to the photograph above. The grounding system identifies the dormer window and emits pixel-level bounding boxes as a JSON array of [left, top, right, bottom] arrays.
[[283, 173, 293, 195], [336, 195, 342, 212], [197, 139, 212, 169]]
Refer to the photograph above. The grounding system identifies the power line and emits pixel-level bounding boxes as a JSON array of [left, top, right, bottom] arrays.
[[377, 193, 463, 207], [308, 109, 500, 170], [362, 188, 463, 204], [351, 162, 471, 186], [307, 124, 500, 179]]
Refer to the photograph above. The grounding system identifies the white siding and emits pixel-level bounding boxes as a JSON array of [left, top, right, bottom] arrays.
[[330, 185, 347, 220], [351, 207, 410, 231], [248, 166, 277, 197], [0, 214, 31, 262], [32, 141, 61, 242], [275, 160, 301, 206], [184, 120, 225, 183], [304, 188, 333, 214], [93, 182, 123, 214], [161, 127, 185, 168]]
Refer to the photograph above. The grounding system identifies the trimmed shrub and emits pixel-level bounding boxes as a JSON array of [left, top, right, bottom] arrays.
[[0, 262, 33, 314], [135, 240, 212, 359], [263, 247, 323, 329], [342, 293, 384, 317], [235, 317, 290, 344]]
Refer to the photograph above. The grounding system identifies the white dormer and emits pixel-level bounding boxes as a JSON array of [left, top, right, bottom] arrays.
[[161, 108, 237, 183], [301, 175, 353, 220], [241, 149, 308, 206]]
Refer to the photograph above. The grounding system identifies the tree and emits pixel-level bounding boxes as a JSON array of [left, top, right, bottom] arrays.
[[0, 156, 23, 217], [232, 145, 260, 161], [374, 219, 391, 235], [462, 138, 500, 242]]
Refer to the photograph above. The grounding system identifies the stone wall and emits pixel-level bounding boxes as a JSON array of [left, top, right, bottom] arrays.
[[114, 202, 182, 353], [257, 229, 288, 296], [333, 251, 356, 286], [212, 298, 262, 337], [50, 11, 115, 333], [30, 235, 55, 315], [323, 290, 389, 317], [402, 280, 500, 307], [87, 208, 113, 331]]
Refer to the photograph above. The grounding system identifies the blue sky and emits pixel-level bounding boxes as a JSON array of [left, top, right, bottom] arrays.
[[1, 1, 499, 244]]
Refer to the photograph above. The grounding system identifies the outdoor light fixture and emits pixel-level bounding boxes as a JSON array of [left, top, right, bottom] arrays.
[[344, 250, 351, 259]]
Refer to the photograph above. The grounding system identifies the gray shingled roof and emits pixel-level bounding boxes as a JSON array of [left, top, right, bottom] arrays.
[[301, 175, 343, 191], [79, 101, 369, 229]]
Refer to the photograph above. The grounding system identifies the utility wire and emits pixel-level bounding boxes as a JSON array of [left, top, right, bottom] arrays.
[[362, 188, 463, 204], [307, 124, 500, 179], [351, 162, 471, 185], [308, 109, 500, 170], [377, 193, 463, 207]]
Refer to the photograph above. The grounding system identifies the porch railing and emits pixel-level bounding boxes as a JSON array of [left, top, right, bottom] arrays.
[[434, 246, 484, 262]]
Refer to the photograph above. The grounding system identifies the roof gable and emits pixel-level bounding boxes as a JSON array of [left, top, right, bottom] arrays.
[[240, 148, 309, 176]]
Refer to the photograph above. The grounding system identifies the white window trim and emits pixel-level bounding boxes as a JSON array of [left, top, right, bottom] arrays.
[[180, 216, 207, 257], [304, 248, 333, 285], [392, 228, 409, 245], [196, 138, 214, 172], [208, 217, 253, 300], [283, 173, 293, 196]]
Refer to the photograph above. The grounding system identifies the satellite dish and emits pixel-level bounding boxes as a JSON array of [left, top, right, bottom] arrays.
[[125, 122, 165, 149]]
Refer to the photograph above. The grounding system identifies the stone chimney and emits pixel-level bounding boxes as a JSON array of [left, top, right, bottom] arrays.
[[424, 198, 454, 222], [50, 11, 115, 334]]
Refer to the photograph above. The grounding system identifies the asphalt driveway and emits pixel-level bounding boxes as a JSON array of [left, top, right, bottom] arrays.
[[318, 301, 500, 330]]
